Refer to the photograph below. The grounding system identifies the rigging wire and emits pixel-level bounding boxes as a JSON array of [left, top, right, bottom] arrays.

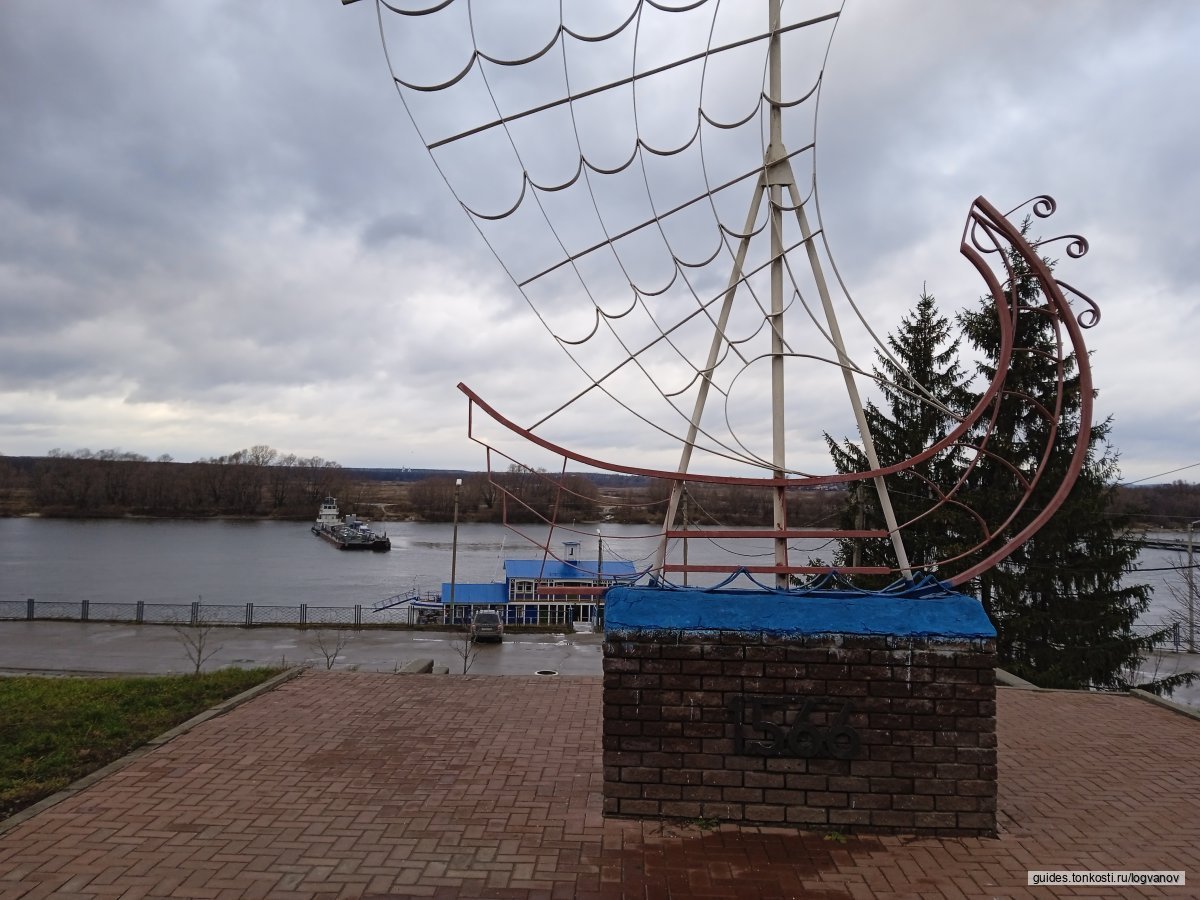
[[1119, 462, 1200, 487], [368, 0, 1100, 584], [379, 0, 864, 475]]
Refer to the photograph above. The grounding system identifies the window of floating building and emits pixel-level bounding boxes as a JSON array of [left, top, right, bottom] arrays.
[[535, 579, 592, 602]]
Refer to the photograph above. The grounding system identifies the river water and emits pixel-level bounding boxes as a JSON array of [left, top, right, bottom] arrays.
[[0, 517, 1189, 627]]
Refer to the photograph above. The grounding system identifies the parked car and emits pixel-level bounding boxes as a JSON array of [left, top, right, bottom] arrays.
[[469, 609, 504, 643]]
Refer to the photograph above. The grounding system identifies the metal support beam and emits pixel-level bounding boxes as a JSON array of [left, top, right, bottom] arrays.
[[654, 0, 911, 586], [780, 168, 913, 581], [654, 177, 766, 577], [767, 0, 789, 588]]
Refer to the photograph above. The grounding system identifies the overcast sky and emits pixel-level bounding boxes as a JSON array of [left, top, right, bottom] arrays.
[[1, 0, 1197, 485]]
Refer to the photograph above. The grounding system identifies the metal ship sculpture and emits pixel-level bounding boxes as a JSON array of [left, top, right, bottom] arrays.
[[346, 0, 1099, 593]]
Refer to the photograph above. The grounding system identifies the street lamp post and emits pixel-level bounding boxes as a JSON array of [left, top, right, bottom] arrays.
[[596, 528, 603, 585], [450, 478, 462, 625], [1188, 519, 1199, 654]]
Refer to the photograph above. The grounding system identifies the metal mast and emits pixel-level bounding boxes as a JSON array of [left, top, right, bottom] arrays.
[[655, 1, 912, 584], [766, 0, 789, 588]]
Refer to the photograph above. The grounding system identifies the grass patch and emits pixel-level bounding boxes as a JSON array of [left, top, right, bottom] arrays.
[[0, 667, 283, 820]]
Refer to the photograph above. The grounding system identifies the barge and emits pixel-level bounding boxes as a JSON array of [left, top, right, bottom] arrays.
[[312, 497, 392, 551]]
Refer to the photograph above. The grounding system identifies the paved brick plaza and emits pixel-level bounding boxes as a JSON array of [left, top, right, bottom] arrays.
[[1, 673, 1197, 898]]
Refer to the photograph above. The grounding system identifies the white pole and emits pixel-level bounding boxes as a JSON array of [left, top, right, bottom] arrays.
[[450, 478, 462, 625], [654, 178, 766, 578], [781, 171, 912, 581], [767, 0, 789, 588], [1188, 520, 1197, 654], [682, 491, 689, 587]]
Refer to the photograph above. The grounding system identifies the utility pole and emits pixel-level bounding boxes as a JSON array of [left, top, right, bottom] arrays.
[[681, 491, 689, 587], [596, 528, 604, 588], [596, 528, 604, 629], [1188, 519, 1198, 653], [449, 478, 462, 625], [852, 483, 865, 570]]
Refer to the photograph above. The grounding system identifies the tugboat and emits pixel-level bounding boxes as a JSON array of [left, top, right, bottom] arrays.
[[311, 497, 392, 551]]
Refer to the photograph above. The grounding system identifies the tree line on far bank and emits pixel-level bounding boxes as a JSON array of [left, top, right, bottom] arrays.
[[2, 446, 1195, 527], [1110, 481, 1200, 529], [0, 446, 857, 525], [0, 446, 348, 518]]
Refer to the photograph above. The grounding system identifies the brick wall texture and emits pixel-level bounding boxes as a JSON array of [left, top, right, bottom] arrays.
[[602, 631, 997, 837]]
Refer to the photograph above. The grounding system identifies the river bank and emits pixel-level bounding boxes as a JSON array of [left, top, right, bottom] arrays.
[[3, 620, 1197, 712], [0, 620, 603, 678], [2, 516, 1191, 613]]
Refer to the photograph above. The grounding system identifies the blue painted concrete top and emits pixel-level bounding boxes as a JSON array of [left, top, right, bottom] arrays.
[[604, 587, 996, 639]]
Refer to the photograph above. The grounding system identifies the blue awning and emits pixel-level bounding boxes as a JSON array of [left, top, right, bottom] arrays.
[[504, 559, 636, 580], [438, 582, 508, 605]]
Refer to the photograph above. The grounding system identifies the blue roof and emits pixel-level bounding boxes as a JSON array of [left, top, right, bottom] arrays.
[[504, 559, 637, 580], [435, 557, 639, 606], [604, 587, 996, 640], [438, 582, 508, 605]]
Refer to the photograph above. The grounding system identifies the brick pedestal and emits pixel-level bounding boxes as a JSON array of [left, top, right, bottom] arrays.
[[602, 588, 997, 837]]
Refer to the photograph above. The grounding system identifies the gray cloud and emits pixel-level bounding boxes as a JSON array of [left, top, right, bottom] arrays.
[[0, 0, 1196, 484]]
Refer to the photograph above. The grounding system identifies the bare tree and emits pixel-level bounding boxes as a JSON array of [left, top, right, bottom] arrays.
[[308, 628, 354, 670], [173, 607, 222, 675], [1153, 548, 1200, 653], [1120, 641, 1200, 696], [467, 473, 498, 511], [267, 453, 298, 509], [408, 476, 460, 519], [450, 627, 479, 675]]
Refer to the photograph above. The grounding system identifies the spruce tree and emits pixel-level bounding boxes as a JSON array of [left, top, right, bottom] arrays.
[[957, 238, 1160, 690], [825, 290, 973, 579], [826, 234, 1186, 693]]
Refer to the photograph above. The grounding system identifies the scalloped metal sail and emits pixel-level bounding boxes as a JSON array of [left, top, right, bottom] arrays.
[[353, 0, 1098, 595]]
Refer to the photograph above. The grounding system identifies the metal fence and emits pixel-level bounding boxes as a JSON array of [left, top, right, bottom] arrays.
[[0, 599, 417, 628], [1133, 622, 1198, 653], [3, 600, 1196, 650]]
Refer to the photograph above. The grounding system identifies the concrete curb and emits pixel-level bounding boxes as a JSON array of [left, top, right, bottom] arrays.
[[994, 672, 1106, 695], [0, 666, 305, 837], [997, 674, 1200, 718], [1129, 688, 1200, 722], [995, 668, 1038, 688], [396, 658, 434, 674]]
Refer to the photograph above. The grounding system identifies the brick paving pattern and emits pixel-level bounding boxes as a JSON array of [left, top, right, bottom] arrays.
[[0, 673, 1196, 898]]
